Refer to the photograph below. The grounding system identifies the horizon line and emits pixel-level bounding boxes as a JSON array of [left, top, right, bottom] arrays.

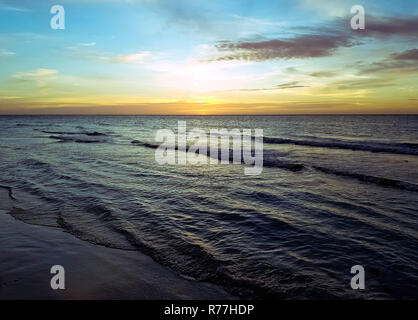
[[1, 113, 417, 116]]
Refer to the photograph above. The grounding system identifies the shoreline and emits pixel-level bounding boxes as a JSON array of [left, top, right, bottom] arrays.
[[0, 189, 234, 300]]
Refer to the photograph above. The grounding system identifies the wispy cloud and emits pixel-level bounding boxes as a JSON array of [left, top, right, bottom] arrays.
[[298, 0, 352, 17], [13, 68, 58, 80], [12, 68, 58, 89], [208, 34, 354, 62], [0, 4, 29, 12], [222, 81, 308, 92], [391, 48, 418, 60], [331, 77, 394, 90], [359, 48, 418, 73], [66, 44, 152, 64], [362, 15, 418, 38], [109, 51, 151, 63], [275, 81, 308, 89], [77, 42, 97, 47], [0, 49, 15, 57], [309, 71, 336, 77], [205, 13, 418, 63]]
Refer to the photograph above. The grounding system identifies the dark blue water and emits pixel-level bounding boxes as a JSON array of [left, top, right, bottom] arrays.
[[0, 115, 417, 299]]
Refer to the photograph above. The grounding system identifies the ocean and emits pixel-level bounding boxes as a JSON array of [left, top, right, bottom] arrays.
[[0, 115, 417, 299]]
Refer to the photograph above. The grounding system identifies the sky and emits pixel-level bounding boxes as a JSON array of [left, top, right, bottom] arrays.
[[0, 0, 417, 114]]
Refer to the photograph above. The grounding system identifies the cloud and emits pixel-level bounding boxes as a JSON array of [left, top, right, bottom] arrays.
[[0, 3, 29, 12], [13, 68, 57, 80], [12, 69, 58, 88], [275, 81, 307, 89], [359, 48, 418, 73], [0, 49, 15, 57], [66, 44, 152, 64], [362, 15, 418, 38], [109, 51, 151, 63], [139, 0, 220, 35], [309, 71, 336, 77], [208, 34, 355, 62], [391, 48, 418, 60], [328, 77, 394, 91], [225, 81, 308, 92], [77, 42, 97, 47], [206, 13, 418, 63], [0, 101, 365, 115], [286, 67, 298, 73], [298, 0, 351, 17], [311, 14, 418, 39]]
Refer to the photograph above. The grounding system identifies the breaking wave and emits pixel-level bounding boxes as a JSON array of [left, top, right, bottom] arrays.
[[313, 166, 418, 192], [131, 140, 304, 171], [263, 136, 418, 156]]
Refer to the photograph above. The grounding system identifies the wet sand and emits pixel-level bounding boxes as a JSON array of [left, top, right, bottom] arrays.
[[0, 189, 233, 300]]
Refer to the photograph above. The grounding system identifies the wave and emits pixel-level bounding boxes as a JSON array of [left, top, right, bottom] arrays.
[[21, 158, 51, 168], [179, 132, 418, 156], [41, 130, 107, 136], [48, 135, 103, 143], [130, 140, 418, 187], [131, 140, 304, 171], [0, 185, 16, 200], [15, 123, 33, 127], [263, 136, 418, 156], [131, 140, 159, 149], [313, 166, 418, 192], [263, 158, 304, 171], [52, 209, 333, 299]]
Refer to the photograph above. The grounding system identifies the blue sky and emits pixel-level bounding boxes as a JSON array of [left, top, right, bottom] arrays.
[[1, 0, 418, 114]]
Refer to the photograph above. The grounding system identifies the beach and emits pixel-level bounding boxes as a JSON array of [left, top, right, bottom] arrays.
[[0, 188, 233, 300]]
